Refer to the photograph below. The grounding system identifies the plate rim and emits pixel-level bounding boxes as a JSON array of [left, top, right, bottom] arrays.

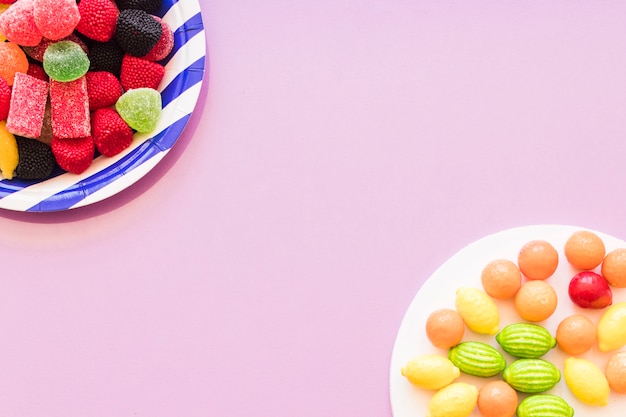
[[0, 0, 207, 213], [389, 224, 626, 417]]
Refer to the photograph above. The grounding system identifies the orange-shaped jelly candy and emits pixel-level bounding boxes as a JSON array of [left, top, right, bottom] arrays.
[[0, 41, 28, 86]]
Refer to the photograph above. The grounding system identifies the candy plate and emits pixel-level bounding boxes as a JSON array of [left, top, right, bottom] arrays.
[[389, 224, 626, 417], [0, 0, 206, 212]]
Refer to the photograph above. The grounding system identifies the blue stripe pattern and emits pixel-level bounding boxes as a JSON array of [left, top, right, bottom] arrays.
[[161, 12, 205, 67], [160, 56, 205, 107], [36, 116, 192, 211], [0, 0, 206, 212]]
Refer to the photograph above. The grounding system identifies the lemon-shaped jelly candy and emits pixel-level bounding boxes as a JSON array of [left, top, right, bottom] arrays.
[[455, 287, 499, 335], [564, 357, 609, 406], [0, 121, 18, 180], [0, 4, 9, 42], [597, 301, 626, 352], [401, 354, 460, 390], [427, 382, 479, 417]]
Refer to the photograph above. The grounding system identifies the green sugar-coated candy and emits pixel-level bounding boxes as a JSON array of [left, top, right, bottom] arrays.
[[43, 40, 90, 82], [115, 88, 162, 133]]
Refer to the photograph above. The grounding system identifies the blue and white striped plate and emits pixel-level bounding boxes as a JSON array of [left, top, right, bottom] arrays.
[[0, 0, 206, 212]]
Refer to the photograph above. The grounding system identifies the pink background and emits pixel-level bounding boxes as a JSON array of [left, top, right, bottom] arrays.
[[2, 0, 626, 415]]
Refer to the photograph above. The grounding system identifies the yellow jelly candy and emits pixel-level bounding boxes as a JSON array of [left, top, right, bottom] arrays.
[[564, 357, 609, 406], [0, 4, 10, 42], [455, 287, 499, 335], [401, 354, 460, 390], [427, 382, 479, 417], [597, 301, 626, 352], [0, 120, 18, 179]]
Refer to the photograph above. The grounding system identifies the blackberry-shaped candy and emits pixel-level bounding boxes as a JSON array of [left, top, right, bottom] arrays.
[[89, 40, 124, 76], [116, 0, 162, 13], [15, 136, 56, 180], [115, 9, 162, 57]]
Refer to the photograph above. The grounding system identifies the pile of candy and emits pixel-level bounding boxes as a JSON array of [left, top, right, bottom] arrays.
[[0, 0, 173, 180]]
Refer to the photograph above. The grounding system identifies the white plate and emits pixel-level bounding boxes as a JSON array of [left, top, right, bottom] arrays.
[[0, 0, 206, 212], [389, 224, 626, 417]]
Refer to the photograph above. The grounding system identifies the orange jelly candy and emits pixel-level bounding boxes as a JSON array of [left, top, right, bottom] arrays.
[[0, 41, 28, 86]]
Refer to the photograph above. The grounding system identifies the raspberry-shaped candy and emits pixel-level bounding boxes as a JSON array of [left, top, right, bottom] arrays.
[[51, 136, 95, 174], [85, 71, 123, 111], [116, 0, 162, 13], [120, 55, 165, 90], [0, 0, 42, 46], [76, 0, 119, 42], [115, 9, 162, 57], [0, 77, 10, 121], [91, 108, 134, 157]]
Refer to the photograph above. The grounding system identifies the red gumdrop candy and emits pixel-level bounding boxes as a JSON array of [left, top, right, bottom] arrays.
[[33, 0, 80, 40], [0, 0, 42, 46]]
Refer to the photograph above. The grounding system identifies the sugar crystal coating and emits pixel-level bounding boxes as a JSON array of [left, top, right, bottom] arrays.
[[0, 76, 10, 121], [33, 0, 80, 40], [0, 41, 29, 86], [49, 76, 91, 139], [0, 0, 176, 180], [116, 88, 162, 133], [142, 16, 174, 61], [0, 0, 42, 46], [6, 72, 48, 139], [0, 3, 10, 42], [43, 40, 90, 82]]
